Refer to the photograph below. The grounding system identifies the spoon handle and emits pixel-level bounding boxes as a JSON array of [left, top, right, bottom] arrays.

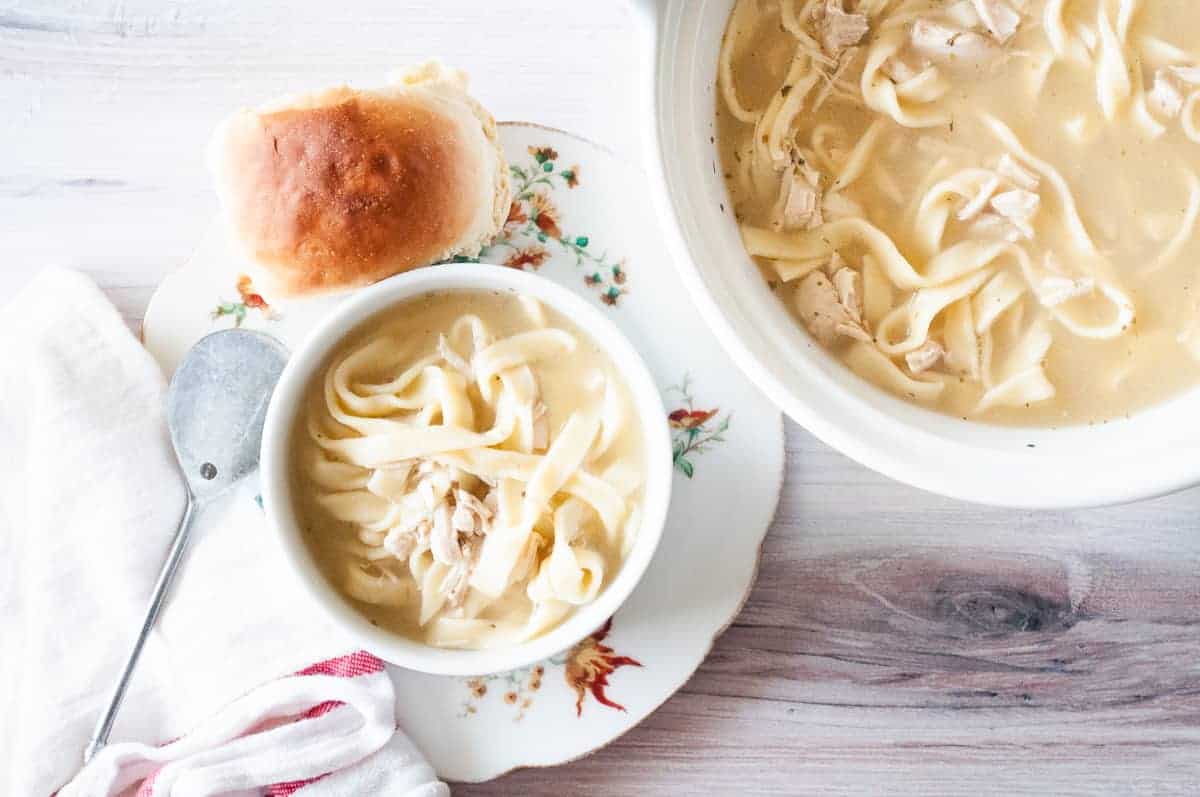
[[84, 494, 197, 763]]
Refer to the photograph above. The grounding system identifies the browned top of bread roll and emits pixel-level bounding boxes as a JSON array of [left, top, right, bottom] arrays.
[[209, 63, 509, 296]]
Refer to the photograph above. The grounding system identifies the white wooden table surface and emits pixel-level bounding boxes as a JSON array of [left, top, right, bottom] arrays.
[[6, 1, 1200, 794]]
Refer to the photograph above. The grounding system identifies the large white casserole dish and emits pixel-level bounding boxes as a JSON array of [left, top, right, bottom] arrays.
[[629, 0, 1200, 508]]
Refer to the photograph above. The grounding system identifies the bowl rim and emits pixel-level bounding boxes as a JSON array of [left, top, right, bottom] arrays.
[[260, 263, 673, 676], [638, 0, 1200, 509]]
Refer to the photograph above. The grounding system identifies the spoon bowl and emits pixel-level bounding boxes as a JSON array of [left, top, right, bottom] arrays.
[[166, 329, 290, 501]]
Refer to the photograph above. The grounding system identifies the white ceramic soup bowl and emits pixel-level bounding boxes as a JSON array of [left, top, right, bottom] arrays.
[[629, 0, 1200, 508], [260, 264, 673, 676]]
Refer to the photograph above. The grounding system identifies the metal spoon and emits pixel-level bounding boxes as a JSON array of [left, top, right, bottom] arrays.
[[84, 329, 289, 763]]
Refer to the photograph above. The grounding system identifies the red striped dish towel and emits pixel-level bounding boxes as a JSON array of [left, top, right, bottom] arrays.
[[0, 269, 447, 797], [61, 652, 445, 797]]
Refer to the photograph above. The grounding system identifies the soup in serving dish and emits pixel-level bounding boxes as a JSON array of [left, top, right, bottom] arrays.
[[291, 289, 646, 650], [716, 0, 1200, 426]]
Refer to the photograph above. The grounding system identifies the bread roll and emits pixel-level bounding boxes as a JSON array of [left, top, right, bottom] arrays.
[[208, 62, 509, 295]]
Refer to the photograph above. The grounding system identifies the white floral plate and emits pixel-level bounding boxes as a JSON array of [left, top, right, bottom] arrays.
[[143, 122, 783, 783]]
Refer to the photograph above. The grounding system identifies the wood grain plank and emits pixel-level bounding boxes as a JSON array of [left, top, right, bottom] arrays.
[[457, 692, 1200, 796], [457, 426, 1200, 794]]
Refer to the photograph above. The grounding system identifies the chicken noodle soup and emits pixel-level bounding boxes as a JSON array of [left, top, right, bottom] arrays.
[[293, 290, 645, 649], [718, 0, 1200, 425]]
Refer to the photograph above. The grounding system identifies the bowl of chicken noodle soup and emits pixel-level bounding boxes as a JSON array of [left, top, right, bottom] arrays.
[[260, 264, 671, 675], [633, 0, 1200, 506]]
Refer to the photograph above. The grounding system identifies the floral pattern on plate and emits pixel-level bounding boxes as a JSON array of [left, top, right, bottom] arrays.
[[458, 617, 641, 722], [667, 374, 732, 479], [145, 122, 783, 783], [480, 145, 628, 306], [564, 618, 641, 715], [211, 274, 275, 327]]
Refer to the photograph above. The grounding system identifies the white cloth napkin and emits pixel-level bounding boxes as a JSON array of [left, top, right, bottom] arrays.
[[0, 268, 448, 797]]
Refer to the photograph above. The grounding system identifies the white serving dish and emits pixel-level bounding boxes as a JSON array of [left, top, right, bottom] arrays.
[[259, 264, 674, 676], [629, 0, 1200, 508]]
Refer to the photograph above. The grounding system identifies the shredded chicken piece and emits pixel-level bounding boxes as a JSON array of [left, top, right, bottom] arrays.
[[814, 0, 870, 57], [1149, 71, 1186, 119], [967, 212, 1022, 242], [443, 539, 480, 609], [796, 269, 872, 345], [990, 189, 1040, 239], [911, 20, 997, 63], [905, 340, 945, 374], [776, 163, 825, 231], [429, 502, 461, 566], [995, 154, 1039, 191], [958, 158, 1040, 239], [451, 504, 478, 534], [831, 266, 864, 324], [383, 526, 418, 560], [1036, 275, 1095, 307], [971, 0, 1020, 43], [944, 0, 982, 29], [958, 175, 1003, 222], [415, 461, 453, 510], [451, 488, 492, 534], [414, 519, 431, 548], [378, 515, 429, 555], [416, 479, 436, 510], [461, 488, 493, 519], [1148, 66, 1200, 120], [401, 475, 496, 601]]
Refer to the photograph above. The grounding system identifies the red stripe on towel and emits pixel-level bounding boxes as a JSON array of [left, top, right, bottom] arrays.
[[130, 652, 387, 797], [296, 650, 384, 679], [266, 652, 387, 797]]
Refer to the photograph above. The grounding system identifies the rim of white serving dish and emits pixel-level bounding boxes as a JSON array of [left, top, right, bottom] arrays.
[[635, 0, 1200, 509], [260, 263, 673, 676]]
